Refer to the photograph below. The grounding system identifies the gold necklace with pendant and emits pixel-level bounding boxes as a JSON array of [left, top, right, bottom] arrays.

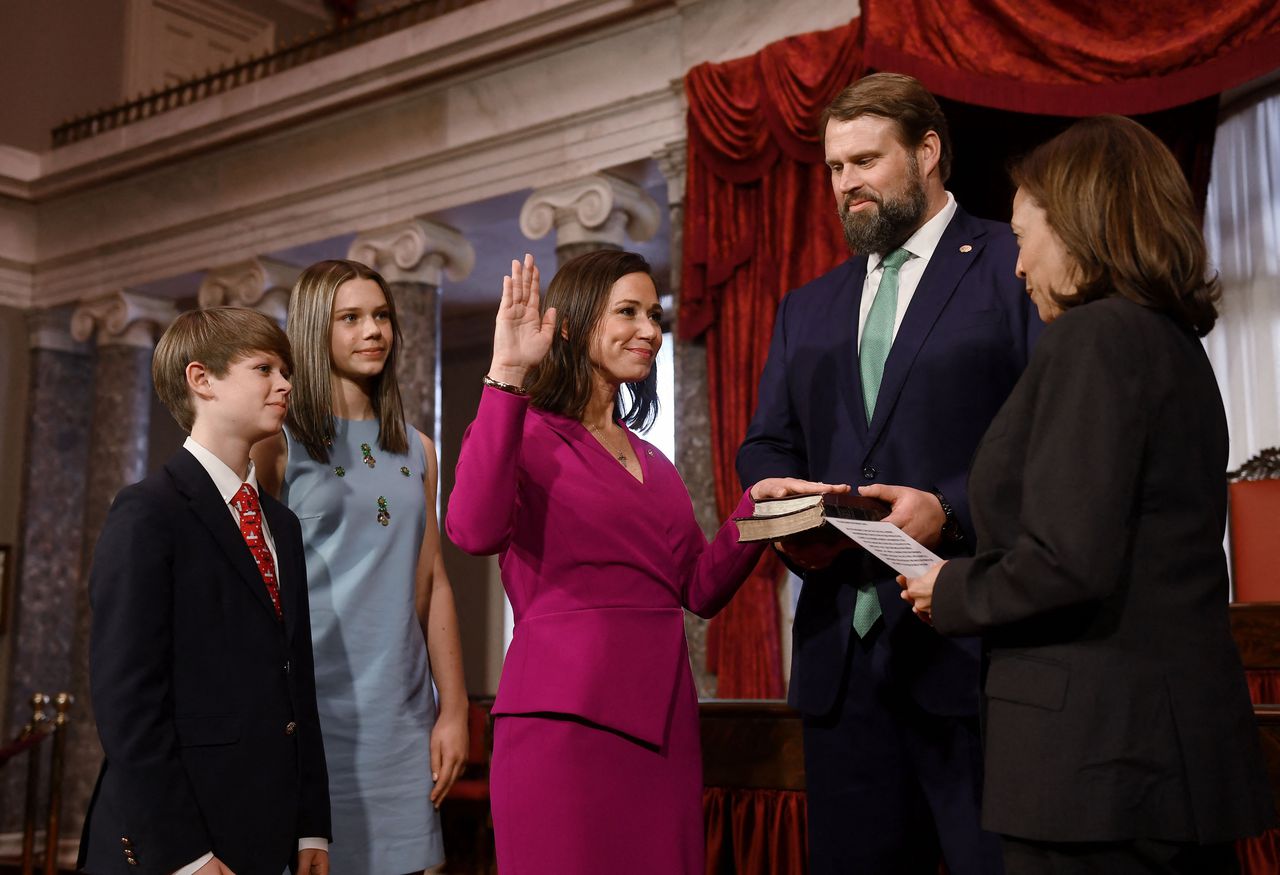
[[587, 423, 630, 466]]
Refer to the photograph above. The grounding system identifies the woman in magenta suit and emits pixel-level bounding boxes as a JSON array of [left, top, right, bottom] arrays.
[[446, 251, 839, 874]]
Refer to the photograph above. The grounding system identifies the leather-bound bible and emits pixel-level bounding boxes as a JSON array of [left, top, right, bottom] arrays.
[[734, 492, 890, 543]]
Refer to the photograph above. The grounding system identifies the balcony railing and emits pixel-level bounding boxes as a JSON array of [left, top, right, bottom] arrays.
[[51, 0, 486, 148]]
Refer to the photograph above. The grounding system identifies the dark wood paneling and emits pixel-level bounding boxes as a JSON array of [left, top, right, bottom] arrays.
[[1231, 603, 1280, 668], [700, 700, 806, 790], [1254, 706, 1280, 819]]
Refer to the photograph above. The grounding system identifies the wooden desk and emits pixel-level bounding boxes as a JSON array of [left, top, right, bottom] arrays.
[[700, 699, 805, 790], [1231, 602, 1280, 669]]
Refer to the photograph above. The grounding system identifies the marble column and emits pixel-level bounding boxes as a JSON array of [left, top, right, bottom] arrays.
[[197, 256, 299, 325], [62, 292, 176, 837], [656, 141, 720, 698], [0, 308, 93, 833], [348, 219, 475, 443], [519, 173, 661, 268]]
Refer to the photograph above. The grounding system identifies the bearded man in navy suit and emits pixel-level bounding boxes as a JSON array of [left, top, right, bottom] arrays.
[[737, 73, 1042, 874]]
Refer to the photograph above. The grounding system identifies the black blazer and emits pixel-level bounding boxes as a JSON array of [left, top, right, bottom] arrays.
[[933, 297, 1275, 842], [738, 206, 1041, 717], [79, 448, 330, 875]]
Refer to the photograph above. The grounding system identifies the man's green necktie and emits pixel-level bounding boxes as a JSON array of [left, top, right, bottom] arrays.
[[853, 247, 911, 638], [860, 247, 912, 425]]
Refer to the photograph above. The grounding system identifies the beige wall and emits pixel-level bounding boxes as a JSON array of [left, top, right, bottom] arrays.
[[0, 308, 30, 725], [0, 1, 331, 153], [0, 2, 128, 151]]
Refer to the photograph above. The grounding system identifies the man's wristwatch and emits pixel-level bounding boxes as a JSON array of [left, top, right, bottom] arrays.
[[932, 490, 963, 543]]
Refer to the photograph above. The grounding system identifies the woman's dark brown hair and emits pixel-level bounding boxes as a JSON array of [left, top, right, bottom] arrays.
[[1011, 115, 1220, 336], [526, 249, 660, 431], [285, 258, 408, 463]]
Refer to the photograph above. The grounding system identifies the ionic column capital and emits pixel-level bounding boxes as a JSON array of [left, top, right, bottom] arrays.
[[27, 305, 90, 354], [70, 291, 176, 349], [197, 257, 299, 325], [653, 140, 688, 208], [519, 173, 661, 249], [347, 219, 475, 286]]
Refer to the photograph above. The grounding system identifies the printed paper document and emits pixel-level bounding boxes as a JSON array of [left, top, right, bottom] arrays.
[[826, 519, 943, 578]]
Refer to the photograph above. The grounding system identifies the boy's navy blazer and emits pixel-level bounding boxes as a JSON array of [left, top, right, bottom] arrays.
[[737, 207, 1042, 717], [79, 447, 330, 875]]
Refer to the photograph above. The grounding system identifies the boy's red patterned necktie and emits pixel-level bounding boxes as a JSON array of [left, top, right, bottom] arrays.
[[231, 483, 282, 620]]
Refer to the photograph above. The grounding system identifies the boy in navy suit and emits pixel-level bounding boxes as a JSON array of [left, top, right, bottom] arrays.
[[79, 308, 330, 875]]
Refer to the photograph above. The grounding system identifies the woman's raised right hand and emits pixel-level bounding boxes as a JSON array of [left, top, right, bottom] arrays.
[[488, 253, 557, 385]]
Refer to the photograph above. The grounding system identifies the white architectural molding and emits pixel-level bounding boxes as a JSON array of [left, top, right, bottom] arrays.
[[70, 291, 176, 349], [348, 219, 476, 286], [0, 145, 43, 196], [519, 173, 661, 249], [28, 0, 681, 200], [653, 139, 688, 207], [0, 259, 34, 309], [197, 257, 299, 324], [29, 71, 683, 309], [0, 197, 37, 305], [3, 0, 853, 310]]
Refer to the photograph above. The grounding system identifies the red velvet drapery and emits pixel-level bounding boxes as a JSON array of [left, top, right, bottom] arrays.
[[861, 0, 1280, 115], [704, 787, 808, 874], [683, 20, 862, 698]]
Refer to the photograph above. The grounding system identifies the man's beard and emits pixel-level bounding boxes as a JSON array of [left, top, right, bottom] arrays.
[[838, 156, 928, 255]]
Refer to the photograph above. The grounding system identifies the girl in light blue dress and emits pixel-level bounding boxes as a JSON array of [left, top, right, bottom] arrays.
[[255, 259, 467, 874]]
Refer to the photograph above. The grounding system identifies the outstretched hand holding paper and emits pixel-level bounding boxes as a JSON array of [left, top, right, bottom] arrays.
[[824, 518, 942, 578], [826, 519, 945, 623]]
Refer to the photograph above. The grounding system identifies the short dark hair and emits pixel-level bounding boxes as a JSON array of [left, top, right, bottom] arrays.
[[526, 249, 659, 431], [1011, 115, 1219, 337], [820, 72, 953, 183], [153, 307, 293, 432]]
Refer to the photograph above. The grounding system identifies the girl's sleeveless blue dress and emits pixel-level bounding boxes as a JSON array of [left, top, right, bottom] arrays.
[[283, 418, 442, 872]]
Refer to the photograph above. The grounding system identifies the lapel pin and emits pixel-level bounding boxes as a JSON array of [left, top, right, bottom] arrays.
[[959, 244, 973, 253]]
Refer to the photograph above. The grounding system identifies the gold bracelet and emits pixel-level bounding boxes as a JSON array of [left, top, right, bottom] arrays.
[[482, 374, 529, 396]]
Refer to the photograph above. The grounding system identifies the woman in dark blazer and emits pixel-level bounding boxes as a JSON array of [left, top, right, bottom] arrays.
[[900, 115, 1275, 874]]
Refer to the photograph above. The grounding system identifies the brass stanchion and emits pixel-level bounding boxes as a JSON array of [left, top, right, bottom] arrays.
[[21, 693, 50, 875], [43, 693, 74, 875]]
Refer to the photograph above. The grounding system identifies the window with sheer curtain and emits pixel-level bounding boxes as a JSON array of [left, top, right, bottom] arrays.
[[1204, 84, 1280, 471]]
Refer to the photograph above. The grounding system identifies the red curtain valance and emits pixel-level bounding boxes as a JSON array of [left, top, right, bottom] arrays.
[[681, 19, 861, 343], [862, 0, 1280, 116]]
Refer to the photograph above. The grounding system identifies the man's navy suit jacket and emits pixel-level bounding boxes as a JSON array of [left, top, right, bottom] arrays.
[[737, 207, 1041, 718], [79, 448, 330, 875]]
